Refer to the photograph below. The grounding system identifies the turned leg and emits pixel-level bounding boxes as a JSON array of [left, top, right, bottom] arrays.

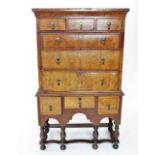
[[113, 123, 120, 149], [60, 126, 66, 150], [92, 125, 99, 149], [108, 118, 113, 132], [44, 119, 49, 134], [39, 126, 47, 150]]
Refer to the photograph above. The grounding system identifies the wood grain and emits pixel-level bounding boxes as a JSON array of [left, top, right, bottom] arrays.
[[98, 96, 120, 114], [39, 97, 62, 115], [32, 8, 129, 148], [39, 18, 65, 30], [64, 96, 95, 109]]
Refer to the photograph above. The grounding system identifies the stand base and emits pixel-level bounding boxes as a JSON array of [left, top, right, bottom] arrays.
[[39, 121, 120, 150]]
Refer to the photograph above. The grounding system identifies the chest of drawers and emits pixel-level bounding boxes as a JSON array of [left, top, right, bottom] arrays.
[[32, 8, 129, 150]]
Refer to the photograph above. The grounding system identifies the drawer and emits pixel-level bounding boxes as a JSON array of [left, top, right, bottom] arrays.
[[97, 18, 122, 31], [80, 50, 120, 70], [42, 34, 79, 50], [67, 19, 94, 30], [39, 97, 61, 115], [98, 96, 120, 114], [80, 34, 120, 49], [41, 51, 80, 69], [64, 97, 95, 109], [42, 34, 120, 50], [39, 18, 66, 30], [41, 71, 119, 91], [80, 71, 119, 91], [41, 71, 79, 91]]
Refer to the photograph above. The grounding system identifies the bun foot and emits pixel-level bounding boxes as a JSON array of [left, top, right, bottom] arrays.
[[92, 144, 98, 150], [113, 143, 119, 149], [60, 144, 66, 150], [40, 145, 46, 150]]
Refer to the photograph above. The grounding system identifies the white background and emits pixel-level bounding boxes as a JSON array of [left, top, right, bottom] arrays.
[[0, 0, 152, 155]]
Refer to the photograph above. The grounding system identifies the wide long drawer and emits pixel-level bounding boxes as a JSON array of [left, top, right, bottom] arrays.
[[41, 33, 121, 50], [41, 50, 120, 70], [40, 71, 119, 91]]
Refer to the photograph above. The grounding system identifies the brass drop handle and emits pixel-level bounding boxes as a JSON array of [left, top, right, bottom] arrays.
[[56, 79, 61, 86], [101, 79, 105, 86], [55, 37, 61, 43], [56, 57, 61, 64], [49, 105, 53, 111], [101, 58, 105, 64], [100, 38, 107, 45], [80, 22, 83, 30], [51, 22, 55, 30], [107, 22, 111, 30], [107, 104, 111, 111], [78, 97, 82, 108]]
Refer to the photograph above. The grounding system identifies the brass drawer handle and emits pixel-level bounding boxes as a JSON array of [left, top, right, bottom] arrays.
[[101, 58, 105, 64], [107, 22, 111, 30], [80, 22, 83, 30], [78, 97, 82, 108], [49, 105, 53, 111], [56, 57, 61, 64], [56, 80, 61, 86], [101, 79, 105, 86], [100, 38, 107, 45], [107, 104, 111, 111], [51, 22, 55, 30], [55, 37, 61, 43]]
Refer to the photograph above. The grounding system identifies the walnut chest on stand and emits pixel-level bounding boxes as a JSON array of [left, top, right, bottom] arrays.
[[32, 8, 129, 150]]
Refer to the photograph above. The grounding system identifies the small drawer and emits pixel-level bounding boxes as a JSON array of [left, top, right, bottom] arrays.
[[97, 19, 122, 31], [42, 34, 79, 50], [39, 18, 66, 30], [98, 96, 120, 114], [39, 97, 61, 115], [41, 51, 80, 69], [64, 97, 95, 109], [67, 19, 94, 30], [80, 50, 120, 70]]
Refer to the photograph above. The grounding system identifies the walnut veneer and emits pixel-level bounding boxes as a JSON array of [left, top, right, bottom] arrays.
[[32, 8, 129, 150]]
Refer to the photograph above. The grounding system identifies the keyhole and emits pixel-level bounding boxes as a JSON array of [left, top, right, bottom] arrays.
[[101, 79, 104, 86], [56, 57, 61, 64], [107, 104, 111, 111], [57, 80, 61, 86], [101, 58, 105, 64], [78, 97, 82, 108], [49, 105, 53, 111]]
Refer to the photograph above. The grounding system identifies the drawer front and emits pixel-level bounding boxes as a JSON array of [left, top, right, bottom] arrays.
[[80, 34, 120, 49], [39, 97, 61, 115], [80, 72, 119, 91], [67, 19, 94, 30], [42, 51, 80, 69], [98, 96, 120, 114], [64, 97, 95, 109], [42, 34, 79, 50], [41, 71, 79, 91], [41, 71, 119, 91], [39, 18, 66, 30], [80, 50, 120, 70], [97, 19, 122, 31]]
